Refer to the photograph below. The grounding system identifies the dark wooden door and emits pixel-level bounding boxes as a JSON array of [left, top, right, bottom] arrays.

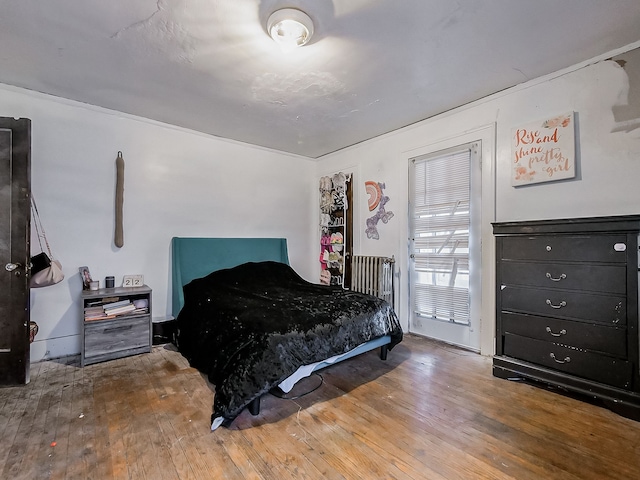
[[0, 117, 31, 385]]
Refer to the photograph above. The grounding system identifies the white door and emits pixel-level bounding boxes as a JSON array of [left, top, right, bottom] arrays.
[[409, 141, 482, 351]]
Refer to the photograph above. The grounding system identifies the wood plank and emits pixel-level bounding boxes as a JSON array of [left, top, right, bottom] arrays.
[[0, 361, 43, 470], [31, 360, 75, 480], [1, 359, 54, 478], [299, 379, 501, 480], [323, 366, 577, 479], [48, 360, 85, 480], [64, 362, 96, 479], [138, 352, 195, 479]]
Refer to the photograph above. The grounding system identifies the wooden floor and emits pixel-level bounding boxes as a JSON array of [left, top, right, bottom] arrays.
[[1, 335, 640, 479]]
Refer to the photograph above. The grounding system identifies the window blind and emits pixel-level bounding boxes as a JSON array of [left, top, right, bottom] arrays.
[[410, 148, 471, 325]]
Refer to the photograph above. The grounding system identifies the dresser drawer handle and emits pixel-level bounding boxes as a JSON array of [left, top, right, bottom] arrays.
[[545, 273, 566, 282], [546, 299, 567, 309], [550, 353, 571, 364], [545, 326, 567, 337]]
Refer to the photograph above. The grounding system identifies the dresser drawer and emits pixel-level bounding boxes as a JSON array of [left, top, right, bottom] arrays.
[[501, 286, 625, 325], [501, 312, 627, 357], [503, 333, 632, 389], [500, 235, 628, 263], [84, 316, 150, 364], [500, 262, 626, 294]]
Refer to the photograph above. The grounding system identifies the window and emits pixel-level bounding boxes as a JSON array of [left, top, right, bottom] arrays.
[[410, 144, 476, 325]]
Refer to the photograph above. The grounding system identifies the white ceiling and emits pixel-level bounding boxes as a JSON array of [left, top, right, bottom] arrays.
[[2, 0, 640, 158]]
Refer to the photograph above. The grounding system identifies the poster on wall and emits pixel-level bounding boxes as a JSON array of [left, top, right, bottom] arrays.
[[511, 112, 576, 186], [364, 180, 393, 240]]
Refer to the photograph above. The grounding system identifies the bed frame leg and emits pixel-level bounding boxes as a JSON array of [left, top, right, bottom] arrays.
[[248, 396, 261, 416], [380, 345, 388, 361]]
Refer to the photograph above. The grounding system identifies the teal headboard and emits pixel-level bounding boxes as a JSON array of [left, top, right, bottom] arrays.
[[171, 237, 289, 317]]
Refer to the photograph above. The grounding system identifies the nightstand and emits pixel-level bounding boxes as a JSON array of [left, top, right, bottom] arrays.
[[81, 285, 152, 366]]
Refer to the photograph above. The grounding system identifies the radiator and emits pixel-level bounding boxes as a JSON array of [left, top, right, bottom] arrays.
[[350, 255, 395, 308]]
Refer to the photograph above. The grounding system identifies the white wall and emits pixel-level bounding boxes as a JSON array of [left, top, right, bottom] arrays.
[[315, 44, 640, 356], [5, 43, 640, 362], [0, 85, 317, 362]]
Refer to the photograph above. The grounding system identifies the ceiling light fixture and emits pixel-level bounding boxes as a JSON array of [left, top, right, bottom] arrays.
[[267, 8, 314, 52]]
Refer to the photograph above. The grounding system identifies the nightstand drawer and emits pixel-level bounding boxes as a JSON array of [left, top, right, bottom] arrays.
[[501, 235, 628, 263], [500, 262, 625, 294], [501, 286, 626, 326], [503, 333, 632, 389], [84, 316, 150, 364], [501, 312, 627, 357]]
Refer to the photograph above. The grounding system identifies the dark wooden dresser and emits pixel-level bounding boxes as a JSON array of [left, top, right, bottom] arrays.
[[493, 215, 640, 420]]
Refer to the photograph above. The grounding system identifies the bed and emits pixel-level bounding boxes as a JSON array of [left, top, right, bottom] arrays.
[[171, 237, 403, 430]]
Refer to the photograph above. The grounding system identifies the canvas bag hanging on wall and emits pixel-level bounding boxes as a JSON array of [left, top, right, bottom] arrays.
[[30, 195, 64, 288]]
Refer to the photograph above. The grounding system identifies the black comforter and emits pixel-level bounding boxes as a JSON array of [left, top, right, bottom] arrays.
[[174, 261, 402, 427]]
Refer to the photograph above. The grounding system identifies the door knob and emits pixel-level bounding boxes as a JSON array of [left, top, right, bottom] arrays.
[[5, 262, 22, 272]]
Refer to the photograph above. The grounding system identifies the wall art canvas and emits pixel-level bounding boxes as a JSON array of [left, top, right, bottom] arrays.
[[365, 181, 393, 240], [511, 112, 576, 186]]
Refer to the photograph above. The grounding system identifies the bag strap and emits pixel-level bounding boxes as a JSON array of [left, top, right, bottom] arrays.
[[31, 195, 53, 258]]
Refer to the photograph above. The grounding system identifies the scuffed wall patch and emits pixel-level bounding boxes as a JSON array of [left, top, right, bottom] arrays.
[[611, 47, 640, 133]]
